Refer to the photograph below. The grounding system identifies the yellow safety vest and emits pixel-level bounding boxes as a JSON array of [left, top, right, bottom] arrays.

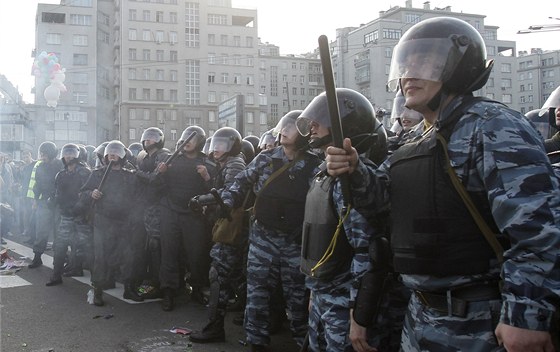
[[26, 161, 42, 199]]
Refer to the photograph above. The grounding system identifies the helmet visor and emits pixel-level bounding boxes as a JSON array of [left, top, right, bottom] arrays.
[[104, 143, 126, 158], [539, 86, 560, 116], [387, 37, 466, 92], [141, 129, 162, 143], [61, 146, 80, 159], [296, 95, 331, 136], [272, 116, 298, 139], [209, 136, 234, 153]]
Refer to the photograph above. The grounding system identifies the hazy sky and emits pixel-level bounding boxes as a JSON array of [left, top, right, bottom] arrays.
[[1, 0, 557, 103]]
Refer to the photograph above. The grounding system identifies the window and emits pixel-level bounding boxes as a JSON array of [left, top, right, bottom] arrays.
[[221, 54, 228, 64], [208, 53, 216, 64], [170, 129, 177, 140], [246, 93, 254, 105], [129, 128, 136, 140], [74, 0, 92, 7], [129, 9, 137, 21], [247, 75, 254, 85], [208, 72, 215, 83], [300, 75, 305, 84], [73, 92, 88, 104], [170, 89, 178, 102], [405, 13, 421, 24], [208, 91, 216, 103], [156, 11, 163, 22], [292, 87, 297, 96], [221, 35, 228, 46], [98, 29, 109, 44], [143, 10, 150, 22], [71, 34, 88, 46], [170, 70, 177, 81], [156, 50, 164, 61], [221, 73, 228, 84], [129, 88, 137, 100], [382, 28, 401, 40], [128, 29, 137, 40], [260, 112, 267, 125], [143, 49, 150, 61], [129, 49, 137, 60], [502, 94, 512, 104], [170, 51, 177, 62], [208, 14, 227, 25], [234, 74, 241, 84], [501, 63, 512, 73], [301, 88, 305, 95], [209, 111, 216, 122], [246, 36, 253, 47], [73, 54, 88, 65], [156, 70, 164, 80], [259, 95, 267, 105], [171, 110, 177, 120], [42, 12, 65, 24], [129, 109, 136, 120], [501, 78, 512, 88], [385, 47, 392, 58], [70, 14, 92, 26], [143, 109, 150, 120], [220, 92, 228, 102], [143, 88, 150, 100], [143, 30, 151, 41], [233, 36, 241, 46], [46, 33, 61, 45], [170, 12, 177, 23], [247, 112, 254, 123], [155, 31, 164, 43], [128, 68, 136, 79], [156, 89, 164, 101], [292, 62, 297, 69], [170, 31, 178, 44]]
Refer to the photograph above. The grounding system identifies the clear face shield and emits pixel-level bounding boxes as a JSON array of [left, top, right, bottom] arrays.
[[209, 136, 234, 154], [272, 116, 299, 144], [141, 129, 162, 144], [387, 37, 467, 92], [104, 143, 126, 159], [259, 132, 276, 150], [539, 86, 560, 117], [61, 146, 80, 160]]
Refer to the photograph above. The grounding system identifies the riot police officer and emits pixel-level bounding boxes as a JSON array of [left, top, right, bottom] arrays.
[[29, 141, 64, 269], [81, 140, 137, 306], [156, 126, 216, 311], [220, 111, 321, 351], [46, 143, 92, 286], [326, 17, 560, 351], [190, 126, 247, 343]]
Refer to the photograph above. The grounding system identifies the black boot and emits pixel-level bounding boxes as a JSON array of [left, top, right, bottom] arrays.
[[93, 287, 104, 306], [123, 281, 144, 302], [28, 252, 43, 269], [161, 288, 174, 311], [46, 276, 63, 286], [190, 316, 226, 343]]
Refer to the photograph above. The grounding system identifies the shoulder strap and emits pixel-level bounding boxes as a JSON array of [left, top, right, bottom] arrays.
[[436, 133, 504, 263]]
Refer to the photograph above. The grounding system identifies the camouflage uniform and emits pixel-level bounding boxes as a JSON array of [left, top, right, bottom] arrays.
[[305, 164, 409, 352], [351, 97, 560, 351], [221, 146, 321, 347]]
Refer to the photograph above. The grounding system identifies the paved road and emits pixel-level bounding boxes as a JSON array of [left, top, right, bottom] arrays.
[[0, 235, 299, 352]]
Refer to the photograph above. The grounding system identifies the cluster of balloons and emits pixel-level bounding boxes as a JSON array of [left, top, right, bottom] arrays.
[[31, 51, 67, 108]]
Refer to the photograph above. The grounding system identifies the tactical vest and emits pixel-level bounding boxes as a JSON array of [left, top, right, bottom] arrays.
[[300, 173, 353, 279], [27, 161, 42, 198], [254, 158, 315, 233], [390, 97, 504, 276]]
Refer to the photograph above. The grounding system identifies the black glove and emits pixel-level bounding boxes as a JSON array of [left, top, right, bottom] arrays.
[[188, 196, 203, 213]]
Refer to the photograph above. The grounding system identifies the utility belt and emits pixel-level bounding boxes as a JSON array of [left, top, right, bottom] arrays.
[[415, 281, 501, 318]]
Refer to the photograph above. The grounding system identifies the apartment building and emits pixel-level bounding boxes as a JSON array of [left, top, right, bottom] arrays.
[[517, 49, 560, 115]]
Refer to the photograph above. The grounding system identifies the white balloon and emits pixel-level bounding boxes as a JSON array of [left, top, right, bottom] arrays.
[[44, 84, 60, 108]]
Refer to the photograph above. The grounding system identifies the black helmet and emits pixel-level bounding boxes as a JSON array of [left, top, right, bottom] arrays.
[[387, 17, 493, 94], [94, 141, 109, 167], [272, 110, 308, 149], [141, 127, 165, 151], [103, 140, 126, 164], [297, 88, 387, 164], [179, 125, 206, 152], [77, 144, 88, 163], [203, 137, 212, 155], [38, 141, 58, 160], [128, 142, 143, 157], [209, 127, 242, 157], [243, 135, 260, 154], [525, 109, 553, 139], [85, 145, 96, 167], [258, 129, 276, 151], [539, 86, 560, 129], [240, 139, 255, 163], [60, 143, 80, 166]]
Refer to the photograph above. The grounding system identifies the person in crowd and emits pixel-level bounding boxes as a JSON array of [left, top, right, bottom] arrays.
[[190, 126, 247, 343], [539, 86, 560, 163], [29, 142, 63, 268], [46, 143, 92, 286], [296, 88, 408, 351], [19, 150, 37, 241], [134, 127, 169, 300], [325, 17, 560, 351], [220, 110, 321, 351], [156, 126, 216, 311], [0, 153, 15, 244], [81, 140, 137, 306]]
